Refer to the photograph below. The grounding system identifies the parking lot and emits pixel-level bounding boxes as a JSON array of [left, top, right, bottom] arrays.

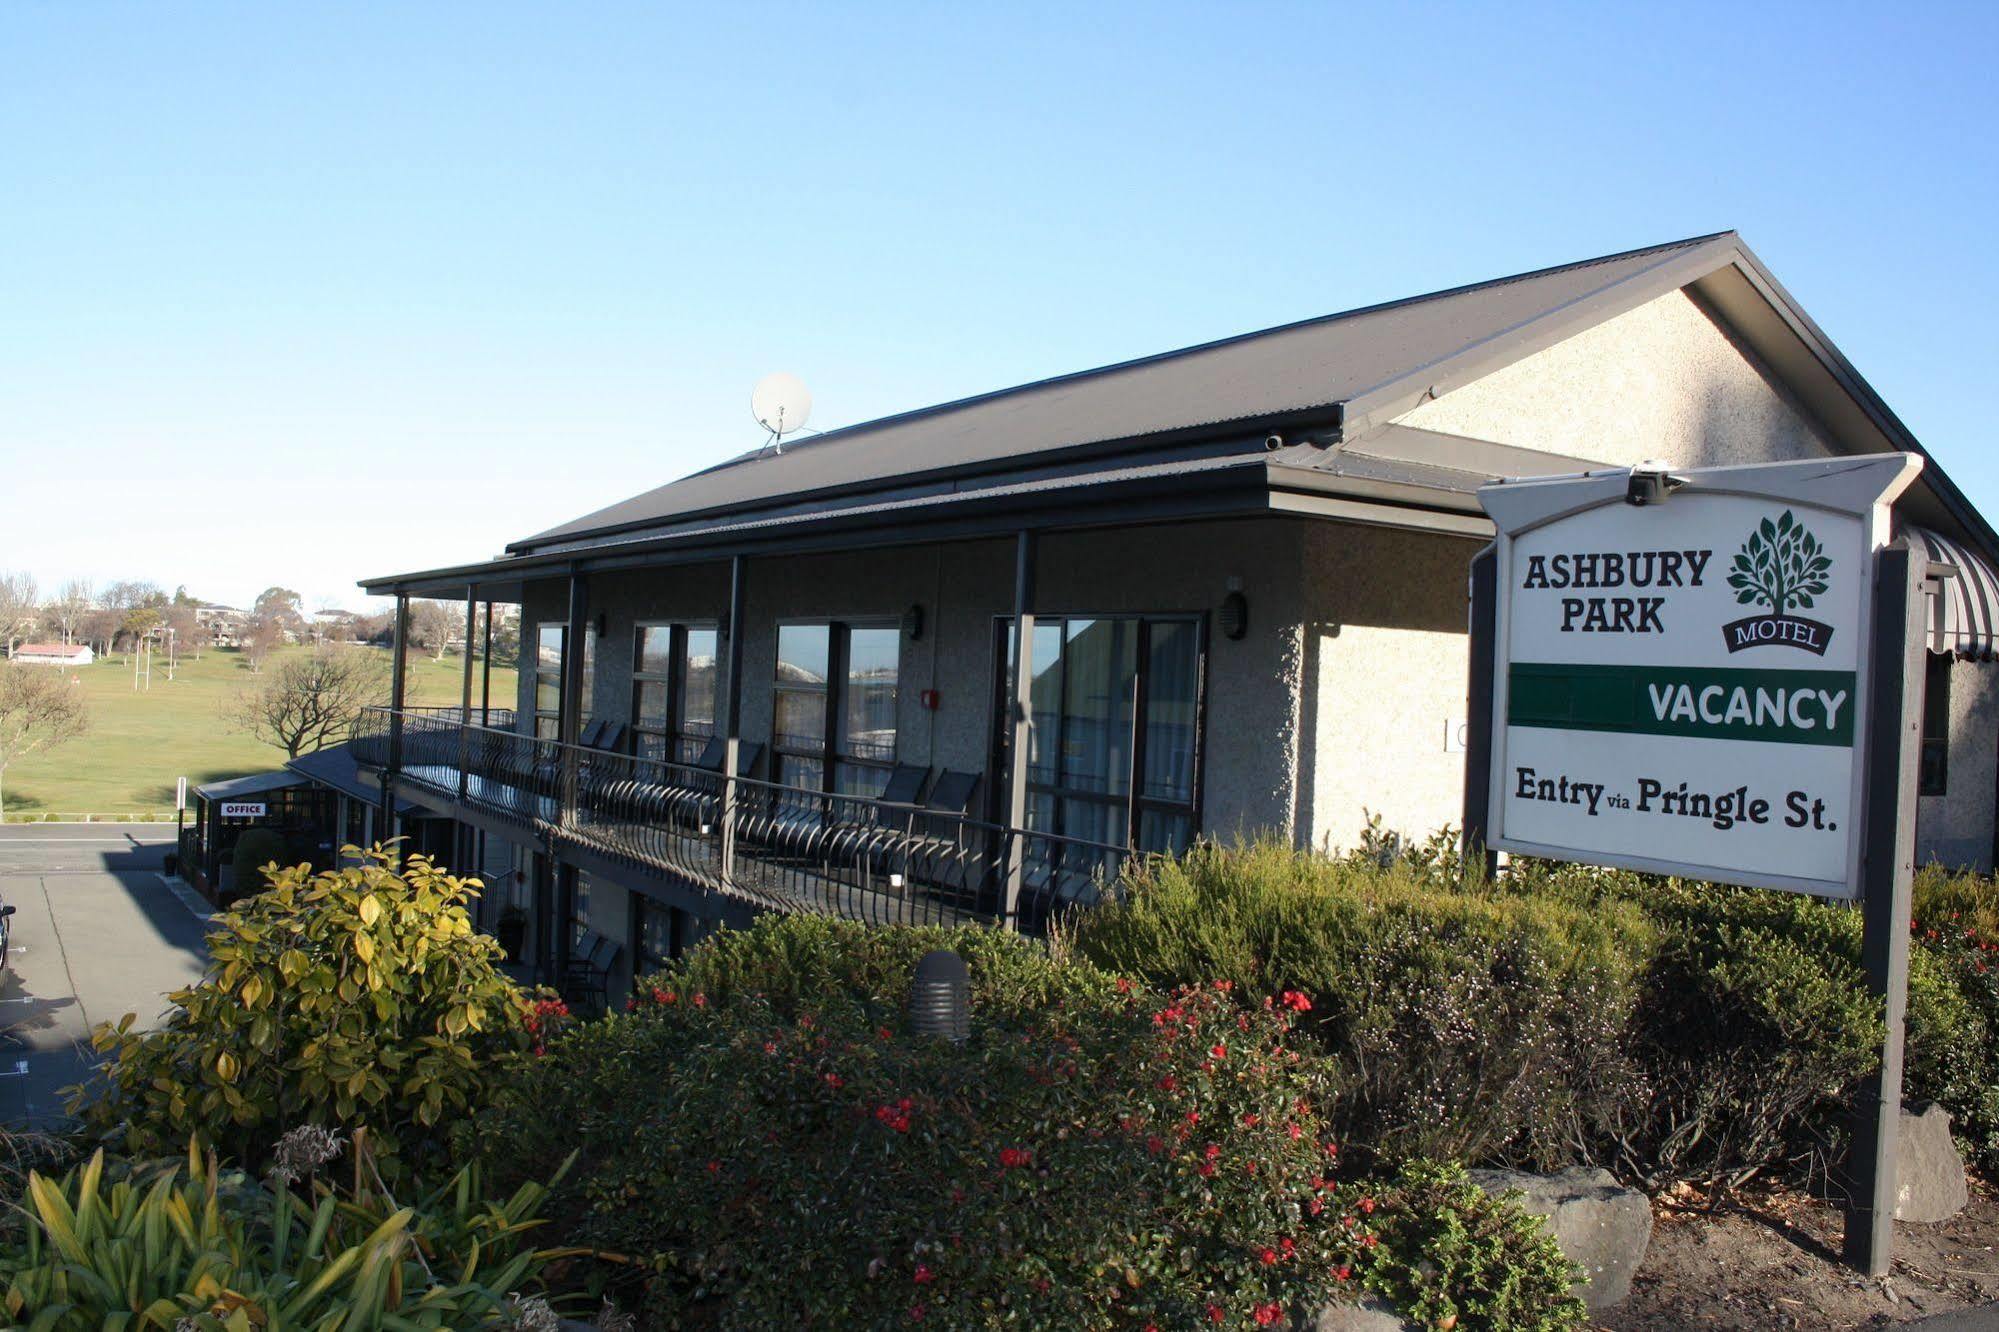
[[0, 824, 210, 1125]]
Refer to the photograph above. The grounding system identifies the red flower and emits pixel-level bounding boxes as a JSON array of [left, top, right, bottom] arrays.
[[1241, 1113, 1259, 1128], [1115, 976, 1135, 993], [692, 992, 707, 1007], [705, 1159, 720, 1174], [1254, 1303, 1284, 1325], [824, 1071, 845, 1088], [1333, 1265, 1351, 1281], [1210, 1043, 1228, 1059], [1359, 1195, 1376, 1214], [1158, 1074, 1178, 1092], [1259, 1247, 1279, 1266], [1280, 990, 1312, 1012], [1198, 1162, 1217, 1177], [913, 1264, 935, 1284], [1205, 1143, 1222, 1159], [1207, 1305, 1225, 1324], [998, 1147, 1033, 1170], [1146, 1135, 1165, 1155]]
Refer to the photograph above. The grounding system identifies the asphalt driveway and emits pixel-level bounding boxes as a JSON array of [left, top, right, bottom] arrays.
[[0, 824, 210, 1125]]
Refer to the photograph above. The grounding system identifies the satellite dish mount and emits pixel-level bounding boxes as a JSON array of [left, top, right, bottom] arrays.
[[751, 373, 813, 454]]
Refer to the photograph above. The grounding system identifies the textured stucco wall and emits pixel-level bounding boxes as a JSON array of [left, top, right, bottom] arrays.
[[1296, 523, 1482, 851], [1919, 658, 1999, 872], [1396, 289, 1837, 469]]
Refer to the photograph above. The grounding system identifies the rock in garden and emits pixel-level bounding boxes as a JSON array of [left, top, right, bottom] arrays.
[[1468, 1166, 1651, 1310], [1307, 1297, 1411, 1331], [1896, 1102, 1969, 1224]]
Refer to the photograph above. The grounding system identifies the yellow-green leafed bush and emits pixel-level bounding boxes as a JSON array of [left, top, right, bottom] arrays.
[[1063, 839, 1655, 1173], [0, 1137, 566, 1331], [69, 845, 548, 1179]]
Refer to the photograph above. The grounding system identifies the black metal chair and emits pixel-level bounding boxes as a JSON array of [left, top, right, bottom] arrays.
[[562, 931, 623, 1016]]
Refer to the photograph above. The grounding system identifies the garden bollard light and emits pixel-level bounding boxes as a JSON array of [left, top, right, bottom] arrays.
[[910, 949, 970, 1044]]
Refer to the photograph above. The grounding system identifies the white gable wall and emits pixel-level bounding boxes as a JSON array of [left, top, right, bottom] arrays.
[[1396, 288, 1837, 469], [1371, 286, 1996, 871]]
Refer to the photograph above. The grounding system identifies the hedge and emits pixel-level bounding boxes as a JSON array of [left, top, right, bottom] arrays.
[[479, 916, 1584, 1331], [1066, 837, 1999, 1189]]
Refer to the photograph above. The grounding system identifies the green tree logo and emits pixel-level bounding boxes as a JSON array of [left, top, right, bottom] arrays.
[[1726, 510, 1832, 613]]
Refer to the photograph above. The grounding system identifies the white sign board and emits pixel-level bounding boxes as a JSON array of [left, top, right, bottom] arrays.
[[1479, 456, 1922, 900], [219, 801, 267, 820]]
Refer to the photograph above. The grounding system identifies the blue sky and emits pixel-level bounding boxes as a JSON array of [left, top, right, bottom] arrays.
[[4, 2, 1995, 610]]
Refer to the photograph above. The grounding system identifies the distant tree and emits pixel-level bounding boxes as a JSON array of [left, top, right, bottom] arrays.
[[172, 585, 198, 608], [226, 647, 390, 757], [252, 587, 306, 630], [80, 608, 122, 658], [48, 578, 93, 646], [352, 611, 395, 647], [408, 600, 461, 661], [0, 661, 89, 817], [163, 602, 210, 660], [101, 580, 166, 612], [241, 617, 284, 674], [121, 607, 162, 647], [0, 573, 39, 658]]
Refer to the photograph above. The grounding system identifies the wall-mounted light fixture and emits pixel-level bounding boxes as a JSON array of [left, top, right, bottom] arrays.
[[903, 603, 925, 641], [1219, 577, 1249, 641]]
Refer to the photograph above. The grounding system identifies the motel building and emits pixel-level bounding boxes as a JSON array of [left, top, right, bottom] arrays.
[[349, 233, 1999, 1009]]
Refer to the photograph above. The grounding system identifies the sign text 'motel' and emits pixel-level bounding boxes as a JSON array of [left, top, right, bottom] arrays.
[[1477, 455, 1921, 901]]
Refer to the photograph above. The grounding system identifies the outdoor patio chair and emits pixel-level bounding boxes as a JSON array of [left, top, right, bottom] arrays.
[[561, 930, 623, 1016]]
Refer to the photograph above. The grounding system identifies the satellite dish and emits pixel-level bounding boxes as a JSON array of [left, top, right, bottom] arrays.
[[751, 372, 812, 452]]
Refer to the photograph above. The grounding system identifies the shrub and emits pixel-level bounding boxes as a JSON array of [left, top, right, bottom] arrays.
[[1913, 866, 1999, 1174], [1063, 839, 1654, 1172], [227, 826, 289, 883], [0, 1133, 565, 1330], [1361, 1161, 1584, 1331], [481, 915, 1584, 1331], [70, 845, 545, 1179]]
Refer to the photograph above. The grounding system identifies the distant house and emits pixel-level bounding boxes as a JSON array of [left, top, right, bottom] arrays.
[[193, 603, 248, 647], [12, 643, 93, 667]]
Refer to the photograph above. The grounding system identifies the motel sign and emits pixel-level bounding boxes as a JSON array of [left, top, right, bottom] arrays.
[[1463, 453, 1931, 1278], [1475, 454, 1921, 900]]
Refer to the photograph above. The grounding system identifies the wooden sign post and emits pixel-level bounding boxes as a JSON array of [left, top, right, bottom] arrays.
[[1462, 455, 1929, 1275]]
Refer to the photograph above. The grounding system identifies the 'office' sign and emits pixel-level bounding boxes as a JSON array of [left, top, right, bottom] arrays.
[[1476, 455, 1921, 900]]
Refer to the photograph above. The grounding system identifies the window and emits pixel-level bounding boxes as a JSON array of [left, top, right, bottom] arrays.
[[635, 897, 678, 974], [533, 624, 564, 739], [997, 614, 1203, 855], [571, 869, 593, 947], [1921, 652, 1952, 796], [531, 622, 592, 741], [632, 623, 720, 763], [772, 622, 902, 797]]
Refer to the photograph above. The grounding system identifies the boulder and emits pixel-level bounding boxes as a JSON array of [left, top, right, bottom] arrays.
[[1307, 1297, 1411, 1331], [1468, 1166, 1651, 1310], [1897, 1102, 1970, 1224]]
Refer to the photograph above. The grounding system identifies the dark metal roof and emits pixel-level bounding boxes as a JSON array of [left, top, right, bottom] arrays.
[[514, 233, 1736, 553], [286, 742, 417, 813], [195, 769, 308, 801], [361, 230, 1999, 595]]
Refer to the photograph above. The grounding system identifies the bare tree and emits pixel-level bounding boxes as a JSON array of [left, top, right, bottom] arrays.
[[164, 602, 210, 659], [241, 617, 284, 674], [408, 600, 460, 662], [0, 573, 39, 658], [100, 580, 165, 612], [48, 578, 93, 646], [0, 662, 89, 817], [79, 608, 121, 659], [226, 647, 390, 757]]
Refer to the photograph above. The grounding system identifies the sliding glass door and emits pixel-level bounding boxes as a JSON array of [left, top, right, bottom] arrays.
[[996, 614, 1203, 854]]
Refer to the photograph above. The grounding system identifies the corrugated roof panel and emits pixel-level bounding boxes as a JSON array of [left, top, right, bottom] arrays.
[[517, 234, 1733, 551]]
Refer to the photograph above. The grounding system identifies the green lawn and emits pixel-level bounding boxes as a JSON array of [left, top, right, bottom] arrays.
[[2, 645, 517, 820]]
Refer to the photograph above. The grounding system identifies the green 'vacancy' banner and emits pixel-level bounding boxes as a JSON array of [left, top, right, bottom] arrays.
[[1507, 662, 1859, 747]]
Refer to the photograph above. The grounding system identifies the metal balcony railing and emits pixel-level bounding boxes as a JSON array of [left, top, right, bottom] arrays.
[[352, 706, 1129, 930]]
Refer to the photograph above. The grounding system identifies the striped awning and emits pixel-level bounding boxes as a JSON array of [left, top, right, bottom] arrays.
[[1912, 526, 1999, 660]]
